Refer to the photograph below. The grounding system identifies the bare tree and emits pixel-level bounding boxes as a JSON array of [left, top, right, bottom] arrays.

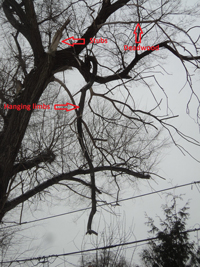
[[0, 0, 199, 235], [0, 228, 14, 266], [80, 251, 132, 267], [79, 218, 136, 267]]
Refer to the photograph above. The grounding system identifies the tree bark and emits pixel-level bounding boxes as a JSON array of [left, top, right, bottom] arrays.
[[0, 54, 54, 220]]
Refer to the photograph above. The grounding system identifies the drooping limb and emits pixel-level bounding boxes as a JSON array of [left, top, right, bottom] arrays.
[[76, 55, 98, 235]]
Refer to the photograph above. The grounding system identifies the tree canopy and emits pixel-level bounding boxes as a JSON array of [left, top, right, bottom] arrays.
[[0, 0, 200, 235]]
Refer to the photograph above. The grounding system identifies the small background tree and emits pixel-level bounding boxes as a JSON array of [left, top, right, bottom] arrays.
[[79, 250, 131, 267], [140, 195, 200, 267], [79, 217, 137, 267]]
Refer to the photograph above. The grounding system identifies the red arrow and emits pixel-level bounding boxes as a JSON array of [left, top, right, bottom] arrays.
[[54, 103, 79, 112], [133, 23, 143, 44], [61, 36, 85, 47]]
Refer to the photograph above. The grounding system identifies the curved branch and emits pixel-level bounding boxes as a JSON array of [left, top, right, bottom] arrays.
[[94, 40, 200, 84], [2, 164, 149, 218], [94, 41, 170, 84], [3, 0, 44, 64], [3, 174, 102, 217]]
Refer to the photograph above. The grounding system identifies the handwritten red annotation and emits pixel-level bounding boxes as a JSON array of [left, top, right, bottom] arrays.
[[61, 24, 159, 52], [4, 103, 49, 111], [54, 103, 79, 112], [61, 37, 85, 47], [90, 38, 107, 44], [4, 103, 79, 112], [124, 45, 159, 51], [133, 23, 143, 43], [124, 24, 159, 51]]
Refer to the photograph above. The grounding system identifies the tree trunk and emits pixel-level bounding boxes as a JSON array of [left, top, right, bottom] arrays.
[[0, 54, 54, 221]]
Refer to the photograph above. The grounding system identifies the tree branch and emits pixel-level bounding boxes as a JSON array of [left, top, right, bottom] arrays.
[[163, 43, 200, 61], [92, 40, 200, 84], [2, 165, 149, 220], [94, 41, 169, 84], [12, 31, 27, 76], [11, 149, 56, 177], [53, 77, 77, 115], [76, 55, 98, 235], [3, 0, 44, 65], [53, 0, 131, 72]]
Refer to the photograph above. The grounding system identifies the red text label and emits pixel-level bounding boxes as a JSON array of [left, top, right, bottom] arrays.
[[90, 38, 108, 44], [124, 45, 159, 51]]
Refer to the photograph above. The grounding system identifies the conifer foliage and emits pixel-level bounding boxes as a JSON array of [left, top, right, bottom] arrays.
[[140, 196, 200, 267]]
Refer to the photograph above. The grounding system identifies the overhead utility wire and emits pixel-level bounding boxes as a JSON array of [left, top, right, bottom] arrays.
[[2, 180, 200, 229], [2, 227, 200, 264]]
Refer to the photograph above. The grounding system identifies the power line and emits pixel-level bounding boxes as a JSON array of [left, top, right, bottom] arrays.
[[1, 227, 200, 264], [2, 180, 200, 229]]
